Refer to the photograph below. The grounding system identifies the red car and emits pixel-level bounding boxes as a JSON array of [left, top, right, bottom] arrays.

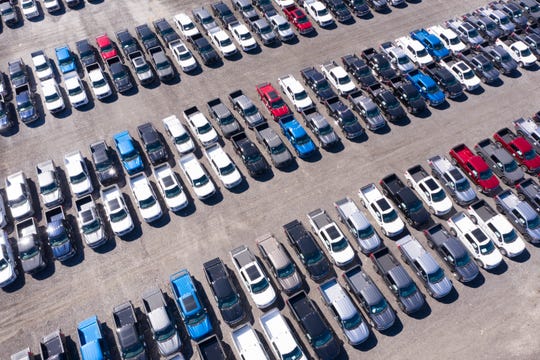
[[256, 82, 291, 121], [449, 143, 499, 195], [282, 5, 314, 35], [96, 34, 118, 61], [494, 127, 540, 174]]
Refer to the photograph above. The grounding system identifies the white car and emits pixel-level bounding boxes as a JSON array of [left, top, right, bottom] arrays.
[[0, 193, 7, 229], [304, 0, 334, 27], [229, 22, 258, 52], [178, 153, 216, 200], [231, 324, 270, 360], [21, 0, 39, 19], [358, 183, 405, 237], [395, 36, 434, 66], [427, 25, 467, 54], [64, 151, 94, 197], [64, 73, 89, 108], [404, 165, 453, 216], [162, 115, 195, 155], [42, 0, 60, 13], [129, 173, 163, 223], [5, 171, 34, 221], [320, 61, 356, 96], [41, 79, 65, 114], [31, 50, 53, 81], [153, 163, 189, 212], [0, 230, 17, 288], [101, 185, 134, 236], [169, 39, 198, 72], [273, 0, 294, 8], [204, 144, 242, 189], [209, 27, 238, 57], [36, 159, 64, 207], [86, 63, 112, 100], [278, 74, 314, 112], [259, 308, 308, 360], [174, 12, 201, 38], [183, 107, 219, 147]]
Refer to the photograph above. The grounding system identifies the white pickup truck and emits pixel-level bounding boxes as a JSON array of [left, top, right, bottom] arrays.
[[31, 50, 54, 81], [320, 60, 356, 95], [16, 217, 46, 274], [228, 21, 258, 52], [427, 25, 467, 54], [183, 106, 219, 147], [495, 36, 537, 68], [404, 164, 453, 216], [278, 74, 314, 112], [85, 63, 113, 101], [179, 153, 216, 200], [307, 208, 355, 267], [101, 184, 134, 236], [41, 79, 65, 114], [64, 151, 93, 198], [129, 173, 163, 223], [467, 199, 525, 258], [447, 212, 503, 269], [75, 195, 107, 248], [204, 144, 242, 189], [5, 171, 34, 221], [231, 324, 270, 360], [439, 55, 481, 92], [358, 183, 404, 237], [260, 308, 307, 360], [208, 26, 238, 57], [303, 0, 334, 27], [36, 159, 64, 208], [395, 36, 434, 66], [153, 163, 189, 211]]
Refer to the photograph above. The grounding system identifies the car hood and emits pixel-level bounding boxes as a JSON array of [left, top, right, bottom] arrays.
[[221, 122, 241, 136], [523, 155, 540, 171], [261, 31, 277, 42], [0, 266, 15, 287], [198, 129, 218, 145], [313, 336, 340, 360], [245, 112, 265, 127], [400, 290, 424, 313], [332, 244, 355, 265], [344, 320, 370, 345], [272, 150, 293, 167], [483, 68, 500, 81], [83, 225, 106, 247], [98, 167, 119, 186], [296, 139, 316, 157], [246, 158, 268, 175], [410, 97, 427, 110], [165, 191, 188, 211], [278, 271, 302, 292], [115, 75, 132, 90], [481, 248, 503, 268], [358, 233, 381, 253], [124, 157, 143, 174], [371, 305, 396, 331], [502, 237, 525, 257], [411, 208, 431, 226], [42, 189, 62, 206], [500, 59, 517, 73], [334, 8, 351, 21], [11, 200, 33, 220], [505, 168, 524, 184], [71, 177, 92, 196], [307, 257, 330, 280], [398, 62, 416, 73], [157, 332, 181, 357], [252, 286, 277, 308], [46, 97, 65, 111], [140, 203, 162, 222], [388, 105, 406, 119], [221, 170, 242, 188], [111, 214, 134, 235], [427, 276, 453, 298], [271, 105, 290, 119], [366, 113, 386, 128], [478, 175, 499, 192], [456, 260, 479, 282], [383, 217, 405, 237], [221, 300, 245, 325], [149, 149, 167, 164], [526, 225, 540, 241], [446, 82, 464, 96], [51, 240, 73, 259], [432, 196, 453, 215], [21, 251, 44, 273], [342, 121, 363, 137], [319, 130, 339, 146], [379, 68, 396, 80], [0, 113, 10, 130], [187, 317, 212, 341], [20, 106, 36, 120]]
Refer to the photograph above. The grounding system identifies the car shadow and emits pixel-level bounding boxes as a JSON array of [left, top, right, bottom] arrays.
[[301, 149, 323, 163], [462, 271, 485, 288], [324, 141, 345, 153], [250, 168, 275, 183], [60, 215, 85, 267], [201, 188, 224, 206], [118, 195, 143, 241], [509, 249, 530, 263], [486, 260, 508, 275], [505, 69, 522, 79], [450, 92, 468, 103], [380, 315, 404, 337], [389, 116, 411, 127], [184, 65, 203, 77], [228, 178, 250, 194], [353, 331, 378, 352], [226, 52, 243, 62], [65, 336, 81, 360], [25, 179, 43, 222], [488, 78, 504, 87], [407, 301, 431, 320], [432, 101, 450, 111], [283, 36, 300, 46], [372, 124, 391, 135], [27, 2, 45, 22], [246, 46, 262, 56], [101, 322, 121, 360], [1, 265, 26, 292], [468, 86, 485, 96], [412, 107, 432, 118]]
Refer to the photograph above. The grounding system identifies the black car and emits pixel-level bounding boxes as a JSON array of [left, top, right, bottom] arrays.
[[187, 34, 220, 65], [153, 18, 181, 45], [341, 54, 378, 89], [106, 57, 133, 93], [343, 0, 371, 17], [365, 0, 388, 12], [135, 24, 160, 52], [253, 0, 275, 14], [0, 100, 14, 133], [367, 83, 406, 122], [324, 96, 364, 139], [0, 71, 12, 101], [422, 63, 464, 99], [388, 76, 426, 114], [300, 66, 337, 102], [8, 58, 28, 88], [115, 29, 139, 57], [90, 140, 120, 186], [231, 132, 269, 176], [76, 39, 98, 68], [283, 219, 330, 281], [137, 123, 168, 165], [324, 0, 352, 22], [211, 1, 238, 27], [361, 48, 398, 82], [203, 257, 246, 326]]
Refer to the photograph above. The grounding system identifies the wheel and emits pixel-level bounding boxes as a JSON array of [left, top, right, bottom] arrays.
[[427, 240, 434, 249], [429, 206, 435, 215], [381, 227, 388, 236], [449, 227, 457, 237], [518, 192, 526, 201], [373, 265, 380, 275], [450, 157, 457, 166], [407, 105, 413, 113], [496, 204, 505, 214], [382, 188, 389, 196], [521, 165, 528, 173], [426, 288, 434, 297], [470, 215, 478, 225], [475, 258, 484, 268], [519, 61, 524, 68], [524, 233, 533, 243], [406, 180, 413, 188], [517, 130, 525, 138], [360, 199, 367, 208], [401, 254, 407, 263], [431, 170, 439, 179], [499, 247, 508, 257], [398, 302, 406, 312], [452, 270, 462, 282], [406, 217, 413, 226], [495, 141, 502, 148], [501, 176, 509, 185]]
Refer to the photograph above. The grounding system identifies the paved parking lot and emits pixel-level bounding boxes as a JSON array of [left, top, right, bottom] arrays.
[[2, 0, 540, 359]]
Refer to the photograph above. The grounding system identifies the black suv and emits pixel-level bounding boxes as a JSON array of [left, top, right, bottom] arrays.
[[341, 54, 378, 89], [211, 1, 238, 27], [153, 18, 180, 45], [76, 39, 98, 68], [300, 66, 337, 102], [90, 140, 120, 186], [137, 122, 168, 165], [135, 24, 160, 52], [367, 84, 406, 122], [115, 29, 139, 57]]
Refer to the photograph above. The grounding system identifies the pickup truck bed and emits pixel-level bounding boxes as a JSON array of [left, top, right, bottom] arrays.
[[197, 335, 227, 360]]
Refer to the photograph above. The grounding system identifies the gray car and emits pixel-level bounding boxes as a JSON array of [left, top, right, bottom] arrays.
[[334, 197, 381, 254], [148, 46, 174, 81], [250, 18, 278, 45], [0, 2, 19, 26], [254, 123, 293, 168], [233, 0, 259, 21], [474, 138, 524, 185], [229, 89, 265, 128], [301, 108, 339, 149], [17, 231, 46, 274], [348, 90, 386, 131], [192, 7, 218, 32], [206, 98, 241, 138]]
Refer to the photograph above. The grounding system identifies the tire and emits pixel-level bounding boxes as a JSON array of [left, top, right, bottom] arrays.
[[429, 206, 435, 215], [501, 176, 509, 185], [427, 240, 434, 249], [382, 188, 389, 196], [518, 192, 526, 201], [521, 165, 528, 173], [381, 227, 388, 236], [449, 227, 457, 237], [470, 215, 478, 225], [360, 199, 367, 208], [398, 302, 406, 312], [524, 233, 533, 243], [450, 157, 457, 165], [373, 265, 380, 274], [519, 61, 524, 68], [499, 247, 508, 257], [475, 258, 484, 268], [496, 204, 505, 214], [431, 170, 439, 179], [406, 217, 413, 226], [426, 288, 434, 297], [495, 141, 502, 148], [406, 180, 413, 188], [401, 254, 408, 263]]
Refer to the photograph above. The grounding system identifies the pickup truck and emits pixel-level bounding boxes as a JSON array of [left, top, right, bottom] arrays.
[[259, 308, 307, 360], [489, 1, 528, 28], [45, 206, 76, 261], [404, 164, 453, 216], [129, 173, 163, 223], [5, 171, 34, 221], [179, 153, 216, 200], [75, 195, 107, 248], [228, 89, 265, 128], [456, 49, 500, 83], [340, 53, 378, 89], [426, 25, 467, 55], [319, 277, 370, 345], [105, 56, 133, 93], [334, 197, 381, 253], [396, 235, 453, 298], [495, 35, 537, 67], [474, 138, 524, 185], [511, 30, 540, 57], [207, 97, 241, 138], [256, 82, 291, 121], [278, 74, 314, 112], [358, 183, 405, 237], [152, 163, 189, 211], [342, 265, 396, 331], [300, 107, 339, 148], [86, 63, 113, 100], [308, 208, 355, 266], [15, 84, 39, 124], [282, 5, 314, 35], [446, 18, 485, 46], [516, 178, 540, 213], [423, 223, 479, 282], [323, 95, 363, 139], [40, 330, 69, 360], [229, 21, 259, 52], [55, 45, 76, 74], [380, 173, 431, 228], [279, 114, 316, 158], [495, 189, 540, 243], [231, 324, 270, 359], [77, 316, 110, 360], [447, 212, 503, 269], [347, 90, 386, 131], [473, 42, 518, 75], [254, 123, 292, 168], [320, 60, 356, 96], [410, 28, 450, 60], [186, 33, 220, 65], [462, 12, 502, 42], [428, 155, 477, 206], [204, 144, 243, 189], [231, 131, 269, 176], [474, 6, 515, 35], [183, 106, 219, 147], [141, 287, 182, 357], [303, 0, 334, 27], [101, 184, 134, 236], [36, 160, 64, 208], [169, 269, 213, 340], [405, 69, 445, 107], [439, 55, 481, 92], [148, 46, 174, 81], [287, 291, 341, 359], [113, 301, 146, 360], [16, 218, 46, 274], [514, 117, 540, 154], [379, 41, 416, 74], [230, 245, 277, 308], [449, 143, 500, 195], [196, 335, 227, 360], [300, 66, 337, 101], [127, 50, 155, 85], [395, 35, 434, 66], [370, 247, 425, 314], [64, 150, 93, 198], [366, 83, 406, 122], [387, 75, 427, 113], [343, 0, 370, 17], [467, 199, 526, 257], [421, 63, 464, 99], [493, 127, 540, 174], [325, 0, 352, 23]]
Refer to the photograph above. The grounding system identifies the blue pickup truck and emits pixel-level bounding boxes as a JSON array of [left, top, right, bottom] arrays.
[[113, 130, 144, 175], [55, 45, 76, 74], [410, 29, 450, 60], [169, 269, 213, 341], [77, 315, 110, 360], [406, 69, 445, 107], [278, 114, 316, 159]]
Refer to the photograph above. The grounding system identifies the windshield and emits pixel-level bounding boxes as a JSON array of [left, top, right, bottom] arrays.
[[398, 56, 409, 65], [260, 25, 272, 34], [297, 15, 308, 24], [9, 194, 27, 207], [155, 324, 176, 342], [70, 171, 87, 184], [456, 253, 471, 267], [342, 112, 357, 126], [139, 195, 156, 209], [479, 169, 493, 180], [100, 43, 113, 52], [283, 346, 303, 360], [147, 141, 163, 153], [239, 32, 251, 41], [219, 163, 236, 176], [504, 161, 518, 172], [486, 22, 496, 31], [386, 98, 399, 109], [433, 41, 444, 51], [500, 16, 509, 25], [22, 1, 33, 9], [174, 133, 190, 145], [409, 200, 423, 213], [110, 208, 128, 222], [296, 134, 311, 145], [157, 61, 171, 70], [331, 238, 348, 252], [179, 52, 192, 61], [123, 149, 139, 162], [431, 189, 446, 202], [36, 62, 49, 72], [193, 175, 209, 187], [527, 215, 540, 230], [479, 240, 495, 255], [246, 151, 262, 163], [271, 143, 286, 155], [278, 22, 290, 31], [382, 210, 398, 223], [502, 229, 518, 243], [123, 342, 144, 359], [428, 268, 445, 283], [338, 75, 351, 85], [197, 123, 213, 134], [370, 299, 388, 314], [399, 282, 417, 298], [366, 108, 380, 118], [524, 150, 536, 160], [463, 70, 475, 79], [113, 70, 127, 80], [93, 78, 107, 88], [306, 250, 323, 265], [449, 36, 460, 45], [20, 245, 39, 260], [271, 98, 285, 109], [343, 313, 362, 330], [468, 29, 479, 38], [521, 49, 532, 57], [220, 115, 235, 125], [317, 9, 328, 16], [49, 229, 69, 246], [295, 91, 307, 101], [220, 38, 233, 47], [277, 263, 295, 278], [313, 330, 333, 348], [40, 181, 58, 195], [96, 158, 112, 172], [251, 278, 269, 293], [165, 185, 182, 198], [82, 218, 101, 234], [2, 6, 13, 14], [186, 311, 207, 325], [417, 48, 429, 57], [68, 85, 83, 96], [483, 62, 493, 71], [244, 105, 258, 116], [356, 225, 374, 239], [0, 258, 7, 271], [136, 63, 150, 73], [183, 21, 195, 30], [316, 81, 331, 91], [427, 85, 439, 94], [455, 179, 470, 191], [219, 292, 238, 308], [202, 16, 214, 25], [319, 125, 333, 136]]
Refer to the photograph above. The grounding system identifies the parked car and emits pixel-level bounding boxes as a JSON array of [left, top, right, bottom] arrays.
[[0, 230, 18, 288], [101, 185, 135, 236], [153, 163, 189, 211], [112, 301, 147, 360], [90, 140, 120, 186], [334, 197, 381, 253], [113, 130, 144, 175], [64, 151, 94, 197]]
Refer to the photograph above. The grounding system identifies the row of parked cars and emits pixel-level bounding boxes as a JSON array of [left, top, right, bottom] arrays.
[[0, 0, 89, 27], [8, 110, 540, 359]]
